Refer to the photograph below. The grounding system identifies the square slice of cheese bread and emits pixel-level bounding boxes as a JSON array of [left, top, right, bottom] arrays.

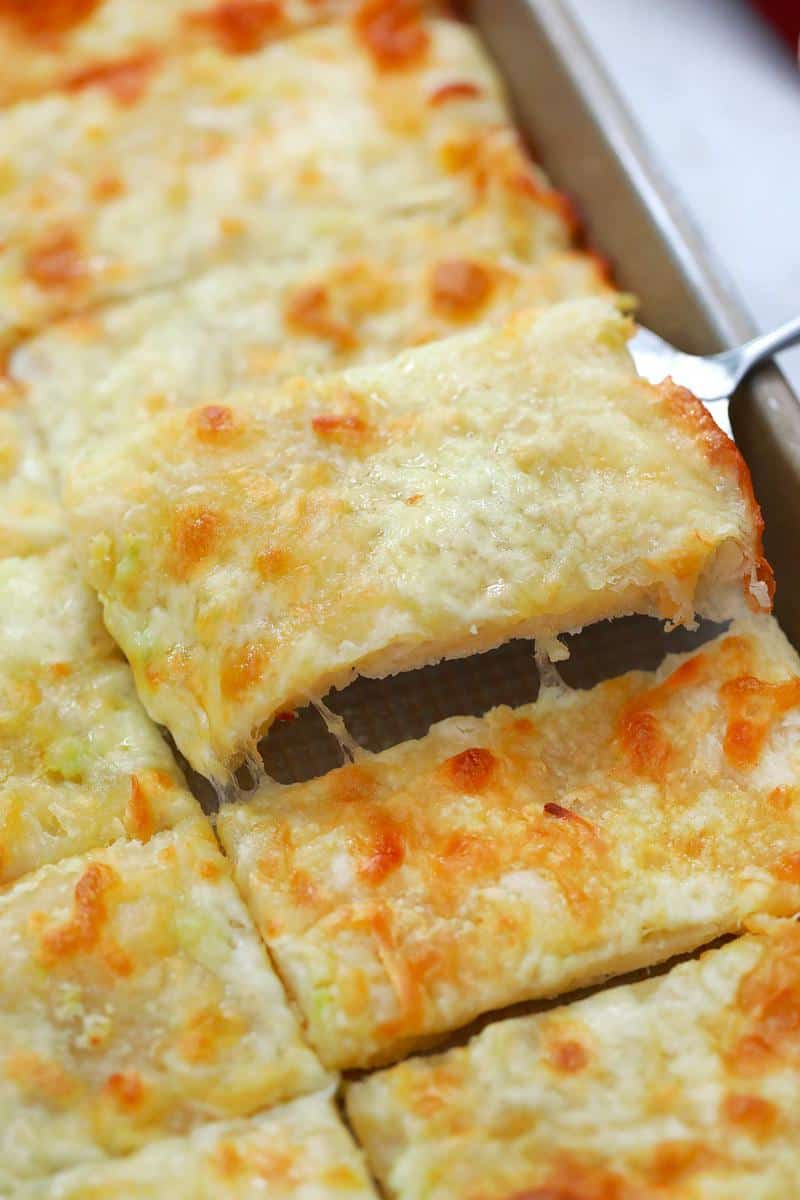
[[17, 1090, 377, 1199], [69, 299, 771, 782], [0, 0, 432, 105], [0, 15, 570, 342], [0, 544, 200, 885], [346, 917, 800, 1200], [14, 247, 609, 475], [0, 379, 65, 557], [218, 615, 800, 1068], [0, 818, 326, 1188]]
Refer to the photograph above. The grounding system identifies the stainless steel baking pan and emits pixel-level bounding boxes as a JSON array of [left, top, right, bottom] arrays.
[[243, 0, 800, 792]]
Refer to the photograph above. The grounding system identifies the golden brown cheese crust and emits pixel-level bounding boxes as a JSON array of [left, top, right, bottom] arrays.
[[217, 616, 800, 1069], [0, 819, 326, 1188], [0, 546, 199, 884], [14, 248, 610, 475], [346, 918, 800, 1199], [0, 16, 571, 343], [16, 1092, 377, 1198], [0, 1, 444, 105], [68, 299, 770, 782]]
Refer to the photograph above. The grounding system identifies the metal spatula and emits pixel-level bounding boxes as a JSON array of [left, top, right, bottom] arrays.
[[629, 314, 800, 439]]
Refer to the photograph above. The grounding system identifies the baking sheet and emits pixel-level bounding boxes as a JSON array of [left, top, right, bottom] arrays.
[[237, 0, 800, 793]]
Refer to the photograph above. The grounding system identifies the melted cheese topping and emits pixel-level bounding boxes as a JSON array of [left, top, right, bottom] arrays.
[[0, 819, 326, 1188], [347, 917, 800, 1199], [0, 381, 65, 555], [14, 248, 609, 474], [17, 1091, 376, 1198], [0, 545, 201, 884], [0, 1, 440, 105], [0, 16, 570, 342], [217, 616, 800, 1068], [69, 299, 770, 782]]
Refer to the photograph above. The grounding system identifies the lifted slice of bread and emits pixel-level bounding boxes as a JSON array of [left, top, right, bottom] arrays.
[[217, 615, 800, 1068], [347, 917, 800, 1199], [69, 299, 772, 782]]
